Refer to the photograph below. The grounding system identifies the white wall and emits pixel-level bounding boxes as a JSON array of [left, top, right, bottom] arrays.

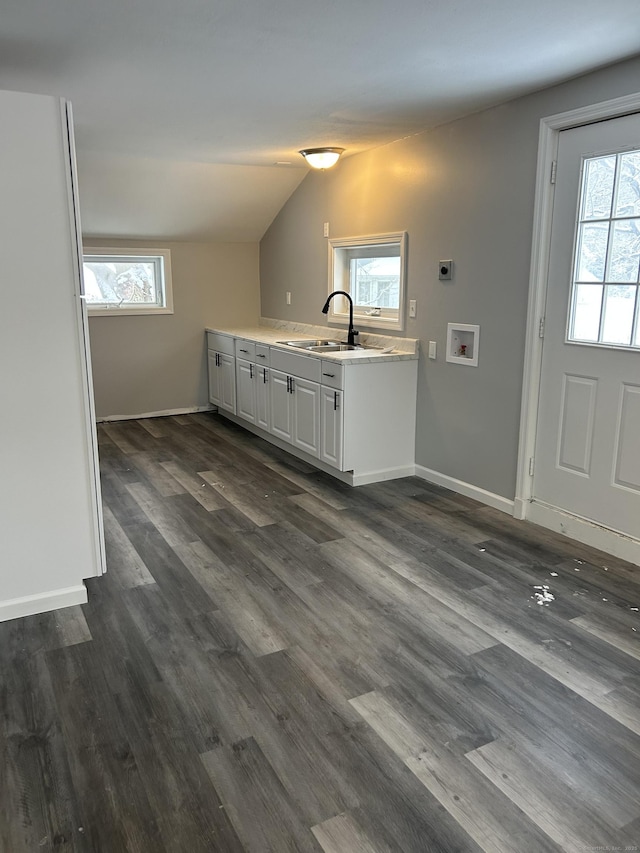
[[86, 239, 260, 419], [1, 90, 102, 619]]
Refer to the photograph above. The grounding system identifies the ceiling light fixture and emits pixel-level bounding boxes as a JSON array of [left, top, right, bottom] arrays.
[[299, 147, 344, 169]]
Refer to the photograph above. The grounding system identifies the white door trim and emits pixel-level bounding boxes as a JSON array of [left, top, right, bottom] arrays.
[[516, 91, 640, 558]]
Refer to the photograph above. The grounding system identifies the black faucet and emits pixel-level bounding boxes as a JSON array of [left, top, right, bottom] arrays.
[[321, 290, 359, 346]]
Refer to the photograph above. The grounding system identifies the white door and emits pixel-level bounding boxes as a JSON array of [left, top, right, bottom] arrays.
[[320, 386, 343, 469], [534, 113, 640, 540], [256, 366, 271, 431], [270, 369, 293, 442], [236, 358, 256, 423], [292, 377, 320, 458]]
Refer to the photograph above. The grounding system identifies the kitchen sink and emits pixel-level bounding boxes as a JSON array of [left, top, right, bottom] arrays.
[[277, 339, 343, 348], [276, 339, 383, 353], [308, 344, 357, 351]]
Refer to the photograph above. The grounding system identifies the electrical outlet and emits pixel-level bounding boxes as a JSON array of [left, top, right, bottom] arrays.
[[286, 291, 291, 305], [428, 340, 437, 359], [409, 299, 417, 318], [323, 222, 329, 237]]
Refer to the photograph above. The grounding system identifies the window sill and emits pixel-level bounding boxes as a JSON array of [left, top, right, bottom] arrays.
[[329, 313, 405, 333], [87, 307, 174, 317]]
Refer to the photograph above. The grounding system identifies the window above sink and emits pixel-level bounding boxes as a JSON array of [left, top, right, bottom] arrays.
[[328, 232, 407, 332]]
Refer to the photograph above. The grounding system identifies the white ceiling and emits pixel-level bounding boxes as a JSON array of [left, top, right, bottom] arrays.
[[2, 0, 640, 241]]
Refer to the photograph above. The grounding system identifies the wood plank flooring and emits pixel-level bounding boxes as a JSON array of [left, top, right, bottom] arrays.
[[2, 412, 640, 852]]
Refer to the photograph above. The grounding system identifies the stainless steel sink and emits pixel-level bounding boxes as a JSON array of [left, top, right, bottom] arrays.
[[276, 339, 382, 353], [308, 344, 357, 351], [277, 339, 342, 348]]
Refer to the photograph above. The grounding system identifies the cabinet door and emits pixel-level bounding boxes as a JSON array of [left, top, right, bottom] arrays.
[[236, 358, 257, 423], [292, 377, 320, 458], [320, 386, 344, 469], [270, 369, 293, 442], [256, 366, 271, 431], [207, 350, 222, 406], [219, 353, 236, 414]]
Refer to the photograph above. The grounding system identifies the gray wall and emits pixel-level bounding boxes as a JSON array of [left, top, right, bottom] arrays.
[[260, 56, 640, 501], [87, 239, 259, 418]]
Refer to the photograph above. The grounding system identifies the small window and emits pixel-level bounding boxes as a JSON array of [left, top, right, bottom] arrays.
[[82, 248, 173, 316], [568, 150, 640, 348], [328, 232, 407, 331]]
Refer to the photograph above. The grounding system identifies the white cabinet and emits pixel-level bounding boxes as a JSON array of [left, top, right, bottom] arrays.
[[207, 350, 222, 405], [291, 376, 320, 458], [207, 331, 236, 414], [235, 344, 270, 429], [236, 357, 257, 423], [269, 370, 320, 458], [208, 350, 236, 413], [320, 386, 343, 468], [205, 329, 418, 485], [219, 354, 236, 413], [256, 365, 271, 432], [270, 369, 293, 442]]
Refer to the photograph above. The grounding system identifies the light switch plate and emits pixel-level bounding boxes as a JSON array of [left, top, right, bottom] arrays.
[[409, 299, 417, 318], [428, 340, 437, 359], [286, 291, 291, 305]]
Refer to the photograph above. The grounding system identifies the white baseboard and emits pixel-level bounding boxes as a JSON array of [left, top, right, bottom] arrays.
[[414, 465, 515, 515], [527, 501, 640, 567], [351, 466, 416, 487], [0, 584, 88, 623], [513, 497, 528, 520], [97, 405, 213, 423]]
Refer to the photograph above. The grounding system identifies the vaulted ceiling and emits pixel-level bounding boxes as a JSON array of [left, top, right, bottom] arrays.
[[3, 0, 640, 241]]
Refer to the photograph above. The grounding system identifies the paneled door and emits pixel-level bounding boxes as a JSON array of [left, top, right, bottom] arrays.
[[533, 113, 640, 539], [291, 377, 320, 458]]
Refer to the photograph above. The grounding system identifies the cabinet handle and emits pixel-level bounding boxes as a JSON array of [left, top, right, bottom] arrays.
[[334, 391, 338, 411], [257, 353, 266, 359], [286, 376, 291, 393], [249, 364, 254, 379], [215, 353, 220, 366], [240, 348, 248, 353], [263, 368, 268, 383], [323, 372, 335, 378]]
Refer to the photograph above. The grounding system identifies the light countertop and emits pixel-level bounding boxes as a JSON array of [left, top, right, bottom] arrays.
[[206, 319, 419, 365]]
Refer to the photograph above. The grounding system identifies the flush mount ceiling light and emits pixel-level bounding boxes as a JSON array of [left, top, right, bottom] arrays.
[[299, 147, 344, 169]]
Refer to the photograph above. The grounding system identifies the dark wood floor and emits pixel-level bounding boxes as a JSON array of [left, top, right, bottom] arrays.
[[2, 413, 640, 852]]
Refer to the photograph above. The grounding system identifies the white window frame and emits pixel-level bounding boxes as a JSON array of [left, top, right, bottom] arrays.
[[82, 247, 173, 316], [328, 232, 407, 332], [566, 150, 640, 351]]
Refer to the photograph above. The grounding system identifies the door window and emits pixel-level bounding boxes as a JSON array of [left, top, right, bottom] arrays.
[[569, 149, 640, 348]]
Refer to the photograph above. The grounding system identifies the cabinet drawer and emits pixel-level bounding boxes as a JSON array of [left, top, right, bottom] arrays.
[[320, 361, 343, 389], [255, 344, 270, 365], [270, 348, 321, 383], [207, 331, 235, 355], [235, 338, 256, 361]]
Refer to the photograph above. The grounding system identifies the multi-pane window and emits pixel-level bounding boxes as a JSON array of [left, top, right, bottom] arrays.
[[82, 248, 173, 315], [569, 150, 640, 347]]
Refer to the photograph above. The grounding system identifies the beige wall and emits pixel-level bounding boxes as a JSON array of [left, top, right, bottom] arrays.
[[87, 239, 259, 418], [260, 56, 640, 501]]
